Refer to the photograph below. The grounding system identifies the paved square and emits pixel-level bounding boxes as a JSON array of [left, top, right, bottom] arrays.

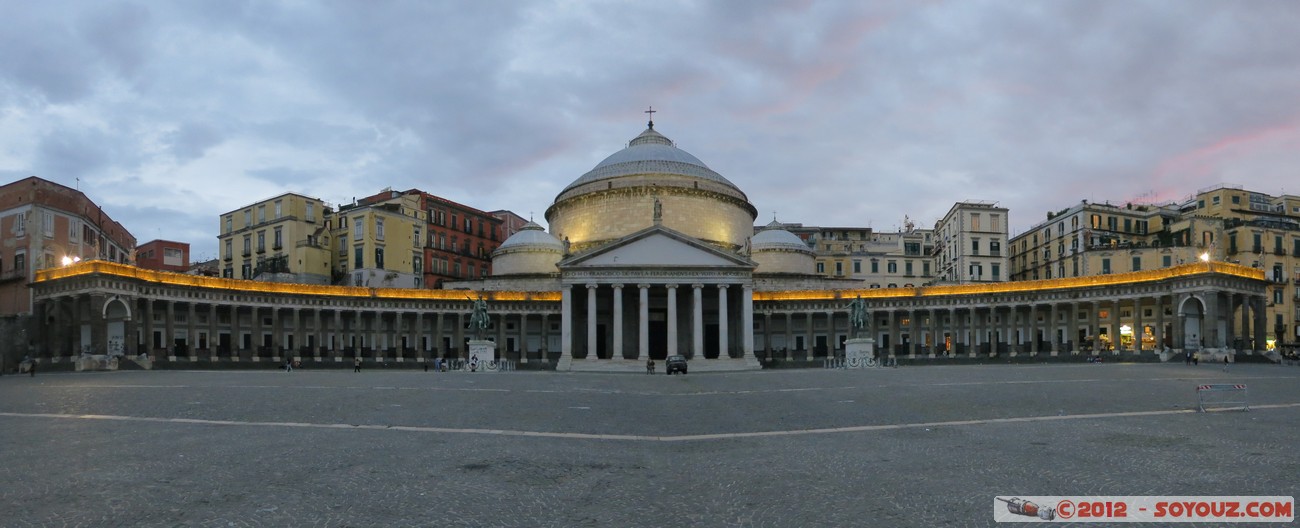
[[2, 362, 1299, 527]]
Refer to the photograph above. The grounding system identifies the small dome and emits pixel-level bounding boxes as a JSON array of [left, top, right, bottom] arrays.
[[496, 221, 563, 252], [752, 221, 811, 253]]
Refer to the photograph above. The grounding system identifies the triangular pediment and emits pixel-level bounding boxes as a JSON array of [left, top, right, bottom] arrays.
[[561, 226, 754, 269]]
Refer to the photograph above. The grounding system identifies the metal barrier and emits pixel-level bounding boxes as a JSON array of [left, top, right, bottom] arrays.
[[826, 356, 897, 369], [439, 358, 514, 372], [1196, 384, 1249, 412]]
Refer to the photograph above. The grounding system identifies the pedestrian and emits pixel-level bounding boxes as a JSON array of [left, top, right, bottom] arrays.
[[424, 361, 429, 372], [1223, 354, 1230, 372], [646, 358, 655, 374], [29, 358, 36, 377], [1185, 350, 1191, 366], [354, 356, 362, 373], [285, 358, 293, 373]]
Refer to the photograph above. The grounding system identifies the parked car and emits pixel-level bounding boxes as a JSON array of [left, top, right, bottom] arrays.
[[666, 355, 688, 375]]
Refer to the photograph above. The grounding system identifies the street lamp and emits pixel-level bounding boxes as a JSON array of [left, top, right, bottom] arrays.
[[60, 256, 81, 266]]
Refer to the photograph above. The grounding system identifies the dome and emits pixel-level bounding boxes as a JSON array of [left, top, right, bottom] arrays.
[[491, 221, 564, 276], [751, 221, 812, 253], [559, 127, 744, 196], [495, 221, 563, 252]]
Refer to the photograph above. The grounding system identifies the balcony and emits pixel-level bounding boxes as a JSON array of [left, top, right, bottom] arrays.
[[256, 247, 266, 254], [0, 269, 26, 283], [272, 244, 283, 250], [241, 250, 251, 257]]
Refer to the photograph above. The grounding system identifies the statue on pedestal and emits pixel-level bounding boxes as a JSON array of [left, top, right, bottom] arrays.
[[467, 294, 490, 340], [848, 295, 868, 338]]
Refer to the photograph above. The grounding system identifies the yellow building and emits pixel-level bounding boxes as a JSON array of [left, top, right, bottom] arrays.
[[218, 193, 334, 284], [332, 191, 424, 288], [1013, 185, 1300, 347]]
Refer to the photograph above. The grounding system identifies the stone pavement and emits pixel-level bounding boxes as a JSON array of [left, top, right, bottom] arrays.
[[1, 363, 1298, 527]]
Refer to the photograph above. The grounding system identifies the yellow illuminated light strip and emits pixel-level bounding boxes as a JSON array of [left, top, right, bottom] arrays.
[[33, 261, 560, 302], [754, 262, 1264, 301], [34, 260, 1260, 304]]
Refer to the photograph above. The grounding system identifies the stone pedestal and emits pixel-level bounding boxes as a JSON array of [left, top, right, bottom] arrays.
[[844, 338, 875, 369], [467, 339, 497, 365]]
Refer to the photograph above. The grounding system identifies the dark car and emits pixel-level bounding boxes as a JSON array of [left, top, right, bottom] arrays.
[[665, 355, 688, 375]]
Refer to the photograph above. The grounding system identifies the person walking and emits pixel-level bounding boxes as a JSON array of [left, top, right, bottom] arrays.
[[354, 356, 362, 373], [646, 358, 655, 374], [285, 358, 293, 373], [1223, 354, 1230, 372]]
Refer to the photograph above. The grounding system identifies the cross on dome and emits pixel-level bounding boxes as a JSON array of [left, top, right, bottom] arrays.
[[645, 106, 656, 129]]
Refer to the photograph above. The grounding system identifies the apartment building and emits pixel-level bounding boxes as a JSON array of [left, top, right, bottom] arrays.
[[808, 222, 936, 288], [218, 193, 333, 284], [1012, 184, 1300, 347], [420, 193, 502, 288], [334, 190, 424, 288], [0, 176, 136, 316], [934, 201, 1010, 284], [136, 239, 190, 273]]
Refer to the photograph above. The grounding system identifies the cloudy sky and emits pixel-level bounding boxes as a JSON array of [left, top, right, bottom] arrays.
[[3, 1, 1299, 260]]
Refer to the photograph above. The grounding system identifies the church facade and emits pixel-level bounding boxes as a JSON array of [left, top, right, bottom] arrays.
[[25, 123, 1272, 371]]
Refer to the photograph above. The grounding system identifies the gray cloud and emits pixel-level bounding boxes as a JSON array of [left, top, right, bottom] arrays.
[[2, 0, 1299, 260]]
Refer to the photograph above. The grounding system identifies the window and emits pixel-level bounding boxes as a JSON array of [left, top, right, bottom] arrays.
[[1123, 218, 1132, 233], [992, 264, 1000, 280], [69, 220, 79, 241], [375, 247, 385, 269], [244, 209, 251, 226], [1232, 195, 1240, 204], [257, 205, 266, 223], [989, 214, 1000, 231], [273, 228, 282, 249], [1212, 196, 1221, 205], [257, 231, 265, 252], [1162, 255, 1172, 267], [306, 203, 315, 222], [904, 261, 913, 276], [969, 263, 982, 279], [274, 200, 282, 219], [1090, 214, 1101, 229], [464, 217, 472, 233], [871, 260, 879, 273], [887, 261, 897, 274], [414, 226, 421, 247], [413, 256, 423, 274], [354, 246, 364, 268], [1274, 289, 1283, 305], [241, 263, 251, 278], [224, 216, 232, 233], [923, 262, 930, 276], [1057, 222, 1064, 236], [971, 238, 980, 255], [817, 262, 825, 273], [42, 211, 54, 237], [1101, 258, 1111, 274], [14, 252, 26, 272], [376, 219, 385, 241], [971, 213, 981, 231], [353, 217, 364, 241], [853, 260, 861, 273], [225, 240, 232, 259], [163, 248, 183, 266], [242, 236, 251, 255], [1132, 256, 1141, 271]]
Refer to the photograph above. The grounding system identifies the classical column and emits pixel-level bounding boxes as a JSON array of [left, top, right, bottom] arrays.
[[1048, 303, 1059, 355], [638, 284, 649, 360], [271, 306, 283, 359], [209, 304, 218, 357], [762, 311, 772, 359], [1154, 296, 1165, 351], [742, 285, 754, 360], [1253, 296, 1267, 352], [692, 284, 704, 359], [230, 305, 241, 356], [496, 310, 506, 359], [783, 312, 793, 360], [666, 285, 679, 357], [186, 303, 197, 358], [1028, 304, 1038, 355], [516, 313, 526, 362], [1088, 301, 1100, 352], [293, 308, 305, 358], [1133, 297, 1144, 352], [718, 285, 729, 359], [143, 300, 155, 355], [908, 309, 919, 358], [414, 312, 423, 360], [970, 308, 981, 356], [434, 312, 444, 359], [932, 309, 943, 357], [539, 313, 550, 361], [586, 283, 598, 360], [164, 301, 176, 357], [314, 309, 323, 359], [888, 309, 899, 357], [453, 312, 465, 359], [333, 310, 343, 358], [612, 284, 624, 360], [949, 307, 959, 356], [1004, 306, 1015, 355], [1109, 299, 1122, 353], [355, 310, 365, 357], [253, 306, 264, 358], [804, 311, 815, 359], [1239, 295, 1250, 350]]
